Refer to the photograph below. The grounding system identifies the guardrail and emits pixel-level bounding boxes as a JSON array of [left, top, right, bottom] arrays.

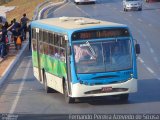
[[32, 0, 50, 20], [33, 0, 67, 20]]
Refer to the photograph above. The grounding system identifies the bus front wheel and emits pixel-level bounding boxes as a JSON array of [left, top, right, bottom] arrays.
[[64, 81, 75, 103], [119, 94, 129, 102]]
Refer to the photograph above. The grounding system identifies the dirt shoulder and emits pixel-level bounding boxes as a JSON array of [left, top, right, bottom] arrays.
[[4, 0, 62, 23]]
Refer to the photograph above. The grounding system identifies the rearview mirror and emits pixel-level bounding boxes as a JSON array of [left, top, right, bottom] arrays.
[[135, 44, 140, 54]]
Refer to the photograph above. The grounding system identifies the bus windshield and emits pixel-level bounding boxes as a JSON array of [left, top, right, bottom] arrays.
[[73, 39, 132, 74]]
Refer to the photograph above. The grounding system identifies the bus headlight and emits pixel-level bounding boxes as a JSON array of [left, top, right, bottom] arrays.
[[80, 80, 83, 84]]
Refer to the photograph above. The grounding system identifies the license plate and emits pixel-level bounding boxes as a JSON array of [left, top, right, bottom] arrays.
[[102, 87, 112, 92]]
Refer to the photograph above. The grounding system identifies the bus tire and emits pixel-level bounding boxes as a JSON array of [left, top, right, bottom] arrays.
[[63, 80, 75, 103], [75, 2, 79, 5], [43, 70, 55, 93], [119, 94, 129, 102]]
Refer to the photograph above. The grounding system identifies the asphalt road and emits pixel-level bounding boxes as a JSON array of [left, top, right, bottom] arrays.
[[0, 0, 160, 117]]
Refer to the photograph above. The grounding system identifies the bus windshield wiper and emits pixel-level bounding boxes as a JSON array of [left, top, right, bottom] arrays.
[[86, 41, 96, 57]]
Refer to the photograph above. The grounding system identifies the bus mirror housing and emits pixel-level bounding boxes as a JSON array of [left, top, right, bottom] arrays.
[[67, 46, 71, 56], [65, 35, 68, 40], [135, 44, 140, 54]]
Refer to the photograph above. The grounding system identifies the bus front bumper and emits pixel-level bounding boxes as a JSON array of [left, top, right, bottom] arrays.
[[70, 78, 137, 97]]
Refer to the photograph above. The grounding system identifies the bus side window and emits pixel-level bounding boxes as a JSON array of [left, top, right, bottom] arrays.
[[48, 32, 53, 44], [60, 36, 66, 47], [32, 40, 37, 50], [44, 43, 49, 55], [40, 42, 44, 54], [54, 47, 60, 59], [39, 30, 43, 41], [54, 34, 60, 46], [49, 45, 55, 57], [43, 31, 48, 43], [32, 28, 36, 39], [60, 49, 65, 62]]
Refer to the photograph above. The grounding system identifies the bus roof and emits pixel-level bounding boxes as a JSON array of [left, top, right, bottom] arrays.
[[32, 17, 127, 30]]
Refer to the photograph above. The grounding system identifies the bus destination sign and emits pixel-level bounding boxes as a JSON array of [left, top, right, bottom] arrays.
[[72, 28, 130, 40]]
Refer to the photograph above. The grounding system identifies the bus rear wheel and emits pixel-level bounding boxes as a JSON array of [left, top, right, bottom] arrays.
[[64, 81, 75, 103]]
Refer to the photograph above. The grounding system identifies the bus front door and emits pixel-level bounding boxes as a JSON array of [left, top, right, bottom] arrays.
[[36, 28, 42, 82]]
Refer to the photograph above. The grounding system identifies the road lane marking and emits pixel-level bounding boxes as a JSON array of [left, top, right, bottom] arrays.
[[146, 41, 150, 47], [137, 18, 142, 22], [148, 24, 152, 27], [146, 66, 154, 74], [153, 57, 159, 63], [138, 57, 144, 63], [129, 14, 132, 17], [138, 57, 160, 80], [150, 48, 154, 54], [103, 4, 160, 80], [9, 60, 31, 114], [48, 1, 70, 17], [124, 18, 128, 21], [137, 30, 159, 65], [74, 3, 91, 18]]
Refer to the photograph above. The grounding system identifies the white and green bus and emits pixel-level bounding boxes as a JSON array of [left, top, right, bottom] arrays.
[[31, 17, 140, 103]]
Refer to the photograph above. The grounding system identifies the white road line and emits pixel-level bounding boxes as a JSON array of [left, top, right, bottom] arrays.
[[150, 48, 154, 54], [74, 3, 91, 17], [48, 1, 70, 16], [146, 67, 154, 74], [138, 57, 160, 80], [146, 41, 150, 47], [148, 24, 152, 27], [124, 18, 128, 21], [138, 57, 144, 63], [153, 57, 159, 63], [129, 14, 132, 17], [137, 18, 142, 22], [141, 34, 146, 39], [9, 61, 31, 114]]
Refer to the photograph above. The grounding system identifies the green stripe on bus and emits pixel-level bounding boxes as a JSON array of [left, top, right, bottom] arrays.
[[32, 51, 67, 78]]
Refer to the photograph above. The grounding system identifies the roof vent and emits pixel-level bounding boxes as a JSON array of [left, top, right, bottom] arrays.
[[75, 19, 100, 25], [59, 16, 69, 21]]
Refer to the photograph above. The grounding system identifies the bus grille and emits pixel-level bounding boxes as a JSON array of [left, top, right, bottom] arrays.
[[84, 88, 128, 94]]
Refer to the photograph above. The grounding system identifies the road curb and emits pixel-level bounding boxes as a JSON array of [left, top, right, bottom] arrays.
[[0, 41, 29, 87], [39, 0, 67, 19]]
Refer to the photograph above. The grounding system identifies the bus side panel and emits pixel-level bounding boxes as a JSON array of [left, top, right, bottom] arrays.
[[33, 67, 41, 82], [32, 51, 41, 82], [32, 51, 38, 68], [46, 72, 64, 93], [40, 53, 67, 93]]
